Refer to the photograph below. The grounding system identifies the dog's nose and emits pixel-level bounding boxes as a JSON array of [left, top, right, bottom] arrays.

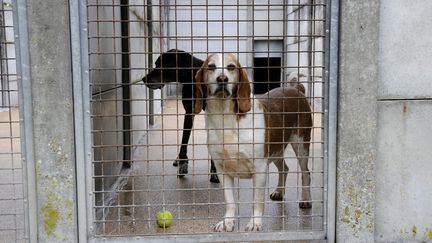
[[217, 75, 228, 83]]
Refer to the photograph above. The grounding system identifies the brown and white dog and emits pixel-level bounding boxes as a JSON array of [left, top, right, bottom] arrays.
[[194, 53, 312, 232]]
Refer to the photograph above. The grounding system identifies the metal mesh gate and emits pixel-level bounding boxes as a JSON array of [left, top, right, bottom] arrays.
[[87, 0, 330, 241], [0, 0, 24, 241]]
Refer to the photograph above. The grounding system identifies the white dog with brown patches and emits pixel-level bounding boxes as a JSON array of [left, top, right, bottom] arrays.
[[194, 53, 312, 232]]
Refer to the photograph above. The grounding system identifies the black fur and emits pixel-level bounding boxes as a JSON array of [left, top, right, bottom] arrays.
[[142, 49, 219, 183]]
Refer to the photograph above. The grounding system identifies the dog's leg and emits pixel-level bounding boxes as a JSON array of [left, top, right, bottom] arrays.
[[245, 163, 267, 231], [298, 149, 311, 209], [270, 158, 289, 201], [291, 135, 312, 209], [175, 112, 194, 177], [214, 170, 236, 232], [209, 161, 220, 183], [175, 109, 220, 182]]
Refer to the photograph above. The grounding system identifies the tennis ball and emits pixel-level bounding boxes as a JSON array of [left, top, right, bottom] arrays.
[[156, 210, 173, 228]]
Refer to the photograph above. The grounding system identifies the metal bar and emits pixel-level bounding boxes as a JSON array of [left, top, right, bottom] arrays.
[[13, 0, 38, 241], [147, 0, 154, 125], [120, 0, 131, 167], [85, 3, 327, 6], [70, 0, 91, 242], [82, 1, 96, 237], [324, 0, 339, 242], [89, 231, 326, 243], [86, 3, 327, 8]]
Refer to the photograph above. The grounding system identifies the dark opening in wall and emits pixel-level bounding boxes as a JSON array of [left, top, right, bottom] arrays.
[[253, 57, 281, 94]]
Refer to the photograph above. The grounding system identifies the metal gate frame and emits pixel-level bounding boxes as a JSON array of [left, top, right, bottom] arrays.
[[72, 0, 340, 242]]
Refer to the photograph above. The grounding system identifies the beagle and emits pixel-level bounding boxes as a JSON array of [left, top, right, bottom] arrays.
[[194, 53, 312, 232]]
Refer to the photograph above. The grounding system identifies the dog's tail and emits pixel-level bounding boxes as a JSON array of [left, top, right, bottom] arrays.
[[287, 72, 306, 94]]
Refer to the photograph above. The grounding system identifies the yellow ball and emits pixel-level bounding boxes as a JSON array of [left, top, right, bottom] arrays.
[[156, 210, 173, 228]]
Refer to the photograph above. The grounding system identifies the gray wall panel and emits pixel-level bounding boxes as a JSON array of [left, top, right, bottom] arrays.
[[376, 101, 432, 242], [379, 0, 432, 99]]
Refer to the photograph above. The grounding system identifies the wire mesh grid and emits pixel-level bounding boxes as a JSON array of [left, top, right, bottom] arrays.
[[87, 0, 327, 240], [0, 0, 25, 241]]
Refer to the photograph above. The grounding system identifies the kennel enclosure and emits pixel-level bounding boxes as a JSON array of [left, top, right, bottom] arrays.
[[9, 0, 339, 242], [10, 0, 431, 242], [86, 0, 334, 241]]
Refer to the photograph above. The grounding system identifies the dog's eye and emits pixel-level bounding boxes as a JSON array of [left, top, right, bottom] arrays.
[[227, 64, 236, 71], [208, 64, 216, 71]]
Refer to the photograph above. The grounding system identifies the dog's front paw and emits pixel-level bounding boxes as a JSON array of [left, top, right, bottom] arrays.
[[210, 174, 220, 183], [299, 201, 312, 209], [269, 190, 284, 201], [245, 218, 262, 231], [214, 219, 235, 232], [173, 155, 188, 167], [177, 162, 188, 178]]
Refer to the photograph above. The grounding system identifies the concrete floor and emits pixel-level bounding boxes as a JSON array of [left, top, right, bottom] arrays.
[[98, 99, 325, 238], [0, 102, 325, 241]]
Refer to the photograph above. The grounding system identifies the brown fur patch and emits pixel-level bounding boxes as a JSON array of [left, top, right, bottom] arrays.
[[221, 149, 254, 179], [258, 87, 312, 158]]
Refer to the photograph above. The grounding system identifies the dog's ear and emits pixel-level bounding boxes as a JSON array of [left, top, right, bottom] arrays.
[[178, 52, 192, 67], [193, 59, 207, 114], [234, 64, 252, 114]]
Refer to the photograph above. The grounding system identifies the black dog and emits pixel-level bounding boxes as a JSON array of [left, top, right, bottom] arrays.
[[142, 49, 219, 183]]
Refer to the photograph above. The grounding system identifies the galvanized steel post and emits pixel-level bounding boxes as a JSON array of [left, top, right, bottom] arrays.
[[15, 0, 79, 241]]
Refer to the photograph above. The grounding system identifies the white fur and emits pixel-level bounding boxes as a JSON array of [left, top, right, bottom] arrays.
[[205, 53, 237, 97], [206, 97, 267, 232]]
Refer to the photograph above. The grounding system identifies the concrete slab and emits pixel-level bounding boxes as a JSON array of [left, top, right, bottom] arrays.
[[379, 0, 432, 99], [375, 100, 432, 242]]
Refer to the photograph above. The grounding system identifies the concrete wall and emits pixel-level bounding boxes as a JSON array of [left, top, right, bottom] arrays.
[[129, 1, 154, 159], [166, 0, 249, 63], [87, 2, 125, 200], [338, 0, 432, 242], [88, 1, 164, 201], [375, 0, 432, 241], [286, 0, 324, 109], [165, 0, 322, 96], [337, 1, 379, 241]]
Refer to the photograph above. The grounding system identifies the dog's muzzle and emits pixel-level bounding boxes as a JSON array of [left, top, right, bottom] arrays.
[[214, 84, 230, 97], [214, 75, 230, 97], [142, 71, 165, 90], [144, 82, 165, 90]]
